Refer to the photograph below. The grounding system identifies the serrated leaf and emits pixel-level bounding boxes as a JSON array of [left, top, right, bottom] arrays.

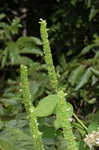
[[35, 94, 58, 117], [75, 68, 93, 90], [69, 65, 85, 86]]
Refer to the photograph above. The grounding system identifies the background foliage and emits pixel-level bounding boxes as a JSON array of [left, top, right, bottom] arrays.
[[0, 0, 99, 150]]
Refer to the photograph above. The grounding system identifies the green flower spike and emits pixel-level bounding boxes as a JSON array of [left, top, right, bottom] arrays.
[[57, 90, 78, 150], [40, 19, 58, 91], [20, 64, 45, 150], [40, 19, 79, 150]]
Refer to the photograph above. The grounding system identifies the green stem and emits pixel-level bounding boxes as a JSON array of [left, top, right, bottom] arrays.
[[73, 113, 88, 132]]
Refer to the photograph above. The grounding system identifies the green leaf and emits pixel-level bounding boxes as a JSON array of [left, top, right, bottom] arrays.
[[88, 122, 99, 133], [87, 111, 99, 123], [75, 68, 93, 90], [17, 36, 42, 46], [90, 67, 99, 77], [79, 44, 95, 56], [19, 56, 35, 67], [89, 7, 99, 21], [69, 65, 86, 86], [32, 37, 42, 45], [1, 48, 8, 68], [35, 94, 58, 117], [20, 47, 43, 56], [71, 0, 77, 6], [0, 128, 33, 150], [72, 123, 86, 137], [41, 126, 56, 145], [0, 13, 6, 20]]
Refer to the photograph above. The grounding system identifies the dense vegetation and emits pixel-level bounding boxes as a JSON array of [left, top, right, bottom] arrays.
[[0, 0, 99, 150]]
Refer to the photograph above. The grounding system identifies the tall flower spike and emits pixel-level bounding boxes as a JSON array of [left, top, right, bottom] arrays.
[[40, 19, 78, 150], [40, 19, 58, 91], [20, 64, 45, 150], [57, 90, 78, 150]]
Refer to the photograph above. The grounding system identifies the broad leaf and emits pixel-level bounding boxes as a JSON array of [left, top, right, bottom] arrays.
[[35, 94, 58, 117]]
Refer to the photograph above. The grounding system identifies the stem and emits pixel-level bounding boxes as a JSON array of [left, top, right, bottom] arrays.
[[73, 113, 88, 132]]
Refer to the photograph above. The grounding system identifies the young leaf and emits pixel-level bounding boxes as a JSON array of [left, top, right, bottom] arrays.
[[35, 94, 58, 117]]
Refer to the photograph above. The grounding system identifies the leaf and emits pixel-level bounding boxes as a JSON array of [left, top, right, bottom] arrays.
[[1, 48, 8, 68], [20, 47, 43, 56], [90, 67, 99, 77], [88, 122, 99, 133], [32, 37, 42, 45], [75, 68, 93, 90], [93, 35, 99, 45], [0, 128, 33, 150], [41, 126, 56, 145], [79, 44, 95, 56], [69, 65, 86, 86], [5, 119, 28, 129], [17, 36, 42, 46], [87, 111, 99, 123], [72, 123, 86, 137], [35, 94, 58, 117], [19, 56, 35, 67], [71, 0, 77, 6], [29, 81, 44, 102], [0, 13, 6, 20], [89, 7, 99, 21]]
